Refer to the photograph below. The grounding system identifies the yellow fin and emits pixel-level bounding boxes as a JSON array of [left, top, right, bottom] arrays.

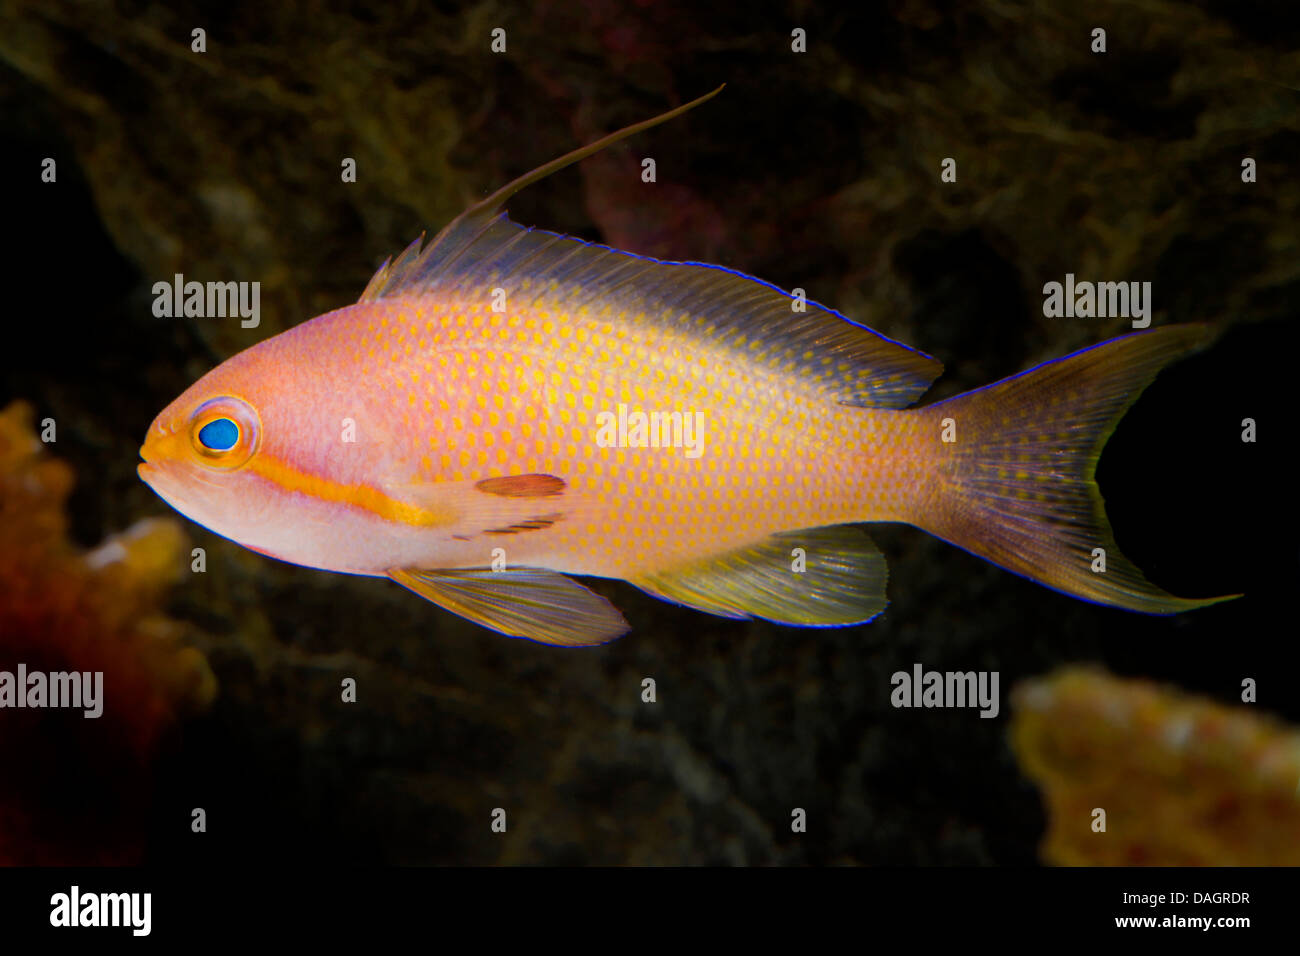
[[631, 526, 888, 626], [922, 325, 1240, 613], [388, 566, 629, 646]]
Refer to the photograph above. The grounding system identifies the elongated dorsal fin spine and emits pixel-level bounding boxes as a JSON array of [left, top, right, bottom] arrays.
[[452, 84, 726, 230], [360, 84, 725, 304]]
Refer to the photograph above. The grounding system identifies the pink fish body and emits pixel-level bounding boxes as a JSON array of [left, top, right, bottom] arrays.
[[140, 88, 1237, 645]]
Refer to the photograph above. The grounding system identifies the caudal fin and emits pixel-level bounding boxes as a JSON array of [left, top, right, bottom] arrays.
[[920, 325, 1239, 613]]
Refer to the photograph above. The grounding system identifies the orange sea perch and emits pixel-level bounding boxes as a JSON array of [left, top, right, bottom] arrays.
[[139, 87, 1236, 645]]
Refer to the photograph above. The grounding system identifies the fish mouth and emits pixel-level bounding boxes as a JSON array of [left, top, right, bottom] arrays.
[[136, 452, 183, 511], [138, 446, 158, 484]]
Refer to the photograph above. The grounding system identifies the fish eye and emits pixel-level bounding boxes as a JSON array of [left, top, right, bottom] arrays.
[[189, 397, 260, 468], [198, 418, 239, 451]]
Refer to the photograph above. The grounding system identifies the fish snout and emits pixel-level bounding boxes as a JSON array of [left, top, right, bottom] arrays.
[[138, 427, 171, 485]]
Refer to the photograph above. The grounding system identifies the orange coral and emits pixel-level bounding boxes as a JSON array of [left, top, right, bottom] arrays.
[[1011, 667, 1300, 866], [0, 401, 215, 864]]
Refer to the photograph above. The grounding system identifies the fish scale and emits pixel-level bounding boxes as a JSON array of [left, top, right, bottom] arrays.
[[331, 292, 888, 579]]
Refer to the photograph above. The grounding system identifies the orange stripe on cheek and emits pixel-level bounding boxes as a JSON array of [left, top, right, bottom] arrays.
[[246, 453, 454, 528]]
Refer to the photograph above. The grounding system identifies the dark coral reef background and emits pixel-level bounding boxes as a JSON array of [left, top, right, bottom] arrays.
[[0, 0, 1295, 864]]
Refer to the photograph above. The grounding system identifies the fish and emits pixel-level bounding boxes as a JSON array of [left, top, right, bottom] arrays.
[[138, 85, 1239, 646]]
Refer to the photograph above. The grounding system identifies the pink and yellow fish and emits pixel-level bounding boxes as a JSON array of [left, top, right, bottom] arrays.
[[139, 87, 1237, 646]]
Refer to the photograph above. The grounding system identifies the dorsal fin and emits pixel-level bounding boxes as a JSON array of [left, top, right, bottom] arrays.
[[360, 85, 943, 408], [360, 85, 726, 302]]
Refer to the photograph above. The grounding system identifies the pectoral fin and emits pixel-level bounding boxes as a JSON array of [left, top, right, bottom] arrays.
[[380, 473, 570, 541], [388, 566, 629, 646]]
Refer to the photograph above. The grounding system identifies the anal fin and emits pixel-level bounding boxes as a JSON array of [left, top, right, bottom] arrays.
[[631, 526, 888, 626], [389, 566, 629, 646]]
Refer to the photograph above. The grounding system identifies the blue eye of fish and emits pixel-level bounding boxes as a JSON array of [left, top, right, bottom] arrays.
[[198, 417, 240, 451]]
